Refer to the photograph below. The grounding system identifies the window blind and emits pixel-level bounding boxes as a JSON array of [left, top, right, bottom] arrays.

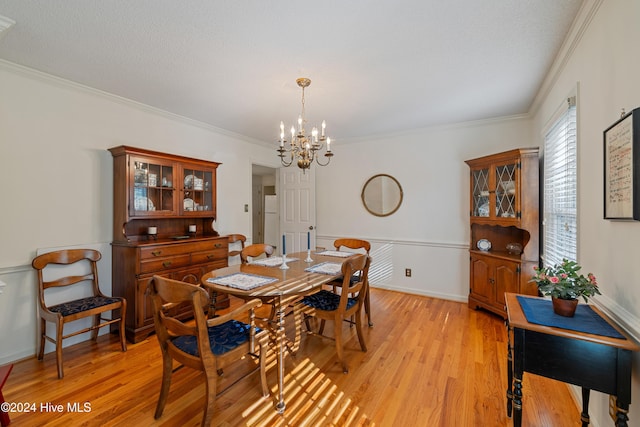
[[542, 97, 577, 267]]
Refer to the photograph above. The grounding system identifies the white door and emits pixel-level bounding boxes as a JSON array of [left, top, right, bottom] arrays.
[[279, 167, 316, 255]]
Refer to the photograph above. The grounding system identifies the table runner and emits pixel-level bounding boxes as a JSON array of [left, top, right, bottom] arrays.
[[516, 295, 625, 339], [206, 273, 278, 290]]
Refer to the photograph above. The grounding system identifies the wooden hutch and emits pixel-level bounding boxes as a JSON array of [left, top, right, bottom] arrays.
[[109, 146, 228, 343], [465, 148, 540, 318]]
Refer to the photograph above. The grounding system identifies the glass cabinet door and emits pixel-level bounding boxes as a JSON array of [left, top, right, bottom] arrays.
[[494, 162, 517, 219], [472, 167, 490, 217], [132, 158, 175, 216], [182, 166, 214, 214]]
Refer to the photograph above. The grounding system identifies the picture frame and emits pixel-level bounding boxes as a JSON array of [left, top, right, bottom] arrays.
[[603, 107, 640, 220]]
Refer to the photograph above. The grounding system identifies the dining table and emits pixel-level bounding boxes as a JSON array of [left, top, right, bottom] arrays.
[[200, 250, 356, 413]]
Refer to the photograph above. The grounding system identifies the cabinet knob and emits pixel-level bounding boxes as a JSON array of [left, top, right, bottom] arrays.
[[162, 261, 172, 268], [215, 243, 222, 248], [152, 250, 162, 256], [489, 278, 495, 285], [207, 254, 215, 259]]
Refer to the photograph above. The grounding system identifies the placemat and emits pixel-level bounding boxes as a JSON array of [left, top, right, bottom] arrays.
[[516, 296, 625, 339], [249, 256, 298, 267], [315, 250, 354, 258], [305, 262, 343, 275], [206, 273, 278, 290]]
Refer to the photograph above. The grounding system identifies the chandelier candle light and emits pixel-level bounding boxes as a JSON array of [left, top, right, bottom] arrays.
[[277, 78, 333, 171]]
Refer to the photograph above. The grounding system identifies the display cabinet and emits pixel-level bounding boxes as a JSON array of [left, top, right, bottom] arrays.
[[109, 146, 229, 342], [465, 148, 540, 318]]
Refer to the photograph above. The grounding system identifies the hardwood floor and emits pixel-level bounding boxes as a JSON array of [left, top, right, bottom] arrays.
[[4, 289, 582, 426]]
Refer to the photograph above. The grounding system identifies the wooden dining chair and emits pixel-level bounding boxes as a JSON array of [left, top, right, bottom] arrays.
[[32, 249, 127, 379], [331, 238, 373, 326], [149, 275, 269, 427], [240, 243, 274, 264], [239, 243, 279, 322], [227, 234, 246, 261], [294, 254, 371, 373]]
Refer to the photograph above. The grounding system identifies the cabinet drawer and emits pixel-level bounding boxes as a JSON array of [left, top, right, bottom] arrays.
[[191, 248, 228, 265], [140, 240, 227, 260], [140, 254, 191, 274]]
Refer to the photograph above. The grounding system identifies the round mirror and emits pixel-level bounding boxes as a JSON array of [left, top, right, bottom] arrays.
[[361, 174, 403, 217]]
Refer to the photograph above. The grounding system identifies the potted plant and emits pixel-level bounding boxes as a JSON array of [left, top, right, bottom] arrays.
[[530, 259, 601, 317]]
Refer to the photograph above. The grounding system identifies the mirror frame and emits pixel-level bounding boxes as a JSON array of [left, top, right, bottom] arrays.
[[361, 174, 404, 217]]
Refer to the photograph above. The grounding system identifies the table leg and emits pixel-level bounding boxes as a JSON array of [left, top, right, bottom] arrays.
[[207, 290, 218, 319], [614, 403, 630, 427], [275, 295, 286, 413], [580, 388, 590, 427], [512, 377, 522, 427], [512, 328, 524, 427], [506, 324, 513, 417]]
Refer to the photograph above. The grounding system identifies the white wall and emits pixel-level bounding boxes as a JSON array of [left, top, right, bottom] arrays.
[[529, 1, 640, 425], [315, 117, 531, 301], [0, 61, 280, 363]]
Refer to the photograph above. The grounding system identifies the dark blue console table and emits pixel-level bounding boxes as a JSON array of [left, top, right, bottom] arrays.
[[505, 293, 639, 427]]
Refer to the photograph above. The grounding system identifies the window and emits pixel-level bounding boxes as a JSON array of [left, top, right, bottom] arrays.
[[542, 96, 577, 267]]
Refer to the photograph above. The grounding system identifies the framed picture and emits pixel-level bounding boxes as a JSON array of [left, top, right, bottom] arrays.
[[603, 107, 640, 220]]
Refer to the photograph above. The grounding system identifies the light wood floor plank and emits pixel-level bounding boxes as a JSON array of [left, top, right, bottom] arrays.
[[3, 288, 581, 426]]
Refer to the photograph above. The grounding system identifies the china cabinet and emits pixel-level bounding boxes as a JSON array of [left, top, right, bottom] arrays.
[[109, 146, 228, 343], [465, 148, 540, 318]]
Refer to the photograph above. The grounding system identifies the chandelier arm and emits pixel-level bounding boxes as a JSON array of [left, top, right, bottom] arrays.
[[315, 154, 332, 167]]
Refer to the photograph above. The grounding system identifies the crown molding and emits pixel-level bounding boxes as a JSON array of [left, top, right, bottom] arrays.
[[0, 59, 270, 147], [528, 0, 603, 117], [341, 113, 531, 145]]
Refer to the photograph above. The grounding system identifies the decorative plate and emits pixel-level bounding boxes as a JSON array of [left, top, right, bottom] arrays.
[[134, 195, 155, 211], [184, 174, 194, 189], [183, 198, 195, 211], [477, 201, 490, 217], [477, 239, 491, 251]]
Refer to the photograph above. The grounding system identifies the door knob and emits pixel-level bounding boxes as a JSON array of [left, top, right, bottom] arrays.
[[308, 226, 314, 230]]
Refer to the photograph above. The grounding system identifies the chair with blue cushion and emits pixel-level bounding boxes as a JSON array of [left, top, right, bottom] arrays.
[[330, 238, 373, 326], [294, 254, 371, 373], [149, 275, 268, 427], [32, 249, 127, 379]]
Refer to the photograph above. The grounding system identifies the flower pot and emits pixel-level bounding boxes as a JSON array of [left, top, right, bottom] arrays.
[[552, 297, 578, 317]]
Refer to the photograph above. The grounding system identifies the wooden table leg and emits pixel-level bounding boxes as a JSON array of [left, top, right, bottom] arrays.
[[207, 290, 218, 319], [275, 295, 286, 413]]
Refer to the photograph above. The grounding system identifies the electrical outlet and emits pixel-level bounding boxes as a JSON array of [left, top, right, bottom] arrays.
[[405, 268, 412, 277]]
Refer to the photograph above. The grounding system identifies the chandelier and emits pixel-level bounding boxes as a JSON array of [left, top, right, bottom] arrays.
[[277, 78, 333, 171]]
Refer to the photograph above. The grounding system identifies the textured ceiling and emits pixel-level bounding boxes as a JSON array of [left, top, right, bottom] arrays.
[[0, 1, 583, 144]]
